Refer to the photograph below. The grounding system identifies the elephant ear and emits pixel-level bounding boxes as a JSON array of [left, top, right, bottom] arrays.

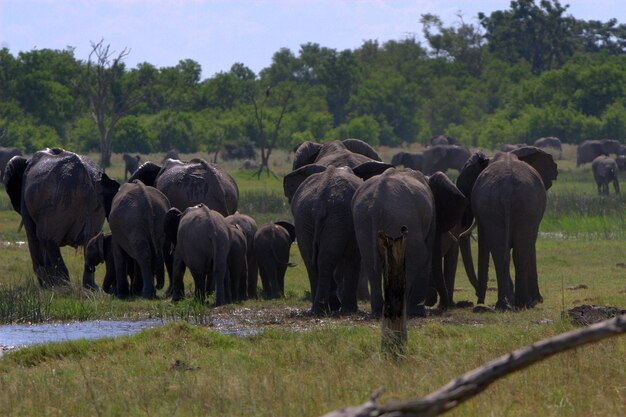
[[128, 161, 161, 186], [164, 208, 182, 246], [352, 161, 393, 181], [293, 141, 323, 170], [456, 151, 490, 200], [275, 221, 296, 243], [85, 232, 105, 265], [283, 164, 327, 203], [390, 152, 406, 167], [100, 173, 120, 219], [342, 138, 382, 161], [4, 155, 28, 214], [428, 172, 468, 234], [510, 146, 558, 190]]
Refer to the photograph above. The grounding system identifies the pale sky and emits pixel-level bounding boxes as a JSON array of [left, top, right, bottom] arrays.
[[1, 0, 625, 80]]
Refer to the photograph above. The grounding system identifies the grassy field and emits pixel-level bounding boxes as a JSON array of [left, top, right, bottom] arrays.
[[0, 147, 625, 416]]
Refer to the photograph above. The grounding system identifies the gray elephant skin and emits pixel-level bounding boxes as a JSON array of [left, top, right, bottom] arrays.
[[4, 148, 119, 288], [352, 168, 467, 317], [0, 146, 22, 183], [591, 155, 620, 195], [284, 162, 391, 315], [533, 137, 562, 158], [225, 212, 258, 300], [577, 139, 622, 166], [122, 153, 141, 181], [456, 146, 558, 310], [292, 138, 382, 170], [165, 204, 231, 305], [429, 135, 456, 146], [226, 224, 248, 303], [254, 221, 296, 299], [85, 232, 140, 295], [107, 180, 171, 298], [391, 145, 471, 175]]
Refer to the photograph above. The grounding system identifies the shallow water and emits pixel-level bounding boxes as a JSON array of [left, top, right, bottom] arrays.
[[0, 319, 164, 352]]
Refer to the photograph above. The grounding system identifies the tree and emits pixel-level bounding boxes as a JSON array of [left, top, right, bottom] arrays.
[[81, 40, 147, 168]]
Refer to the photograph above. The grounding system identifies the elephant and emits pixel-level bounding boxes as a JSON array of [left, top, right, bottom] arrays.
[[163, 149, 179, 162], [533, 137, 562, 159], [0, 146, 22, 183], [226, 224, 248, 303], [107, 180, 170, 298], [352, 168, 468, 317], [591, 155, 620, 195], [456, 146, 558, 310], [225, 212, 258, 300], [164, 204, 231, 304], [616, 155, 626, 171], [429, 135, 456, 146], [4, 148, 120, 288], [292, 138, 382, 171], [501, 143, 526, 152], [253, 221, 296, 299], [122, 153, 141, 181], [85, 232, 140, 295], [283, 162, 392, 315], [391, 145, 471, 176], [577, 139, 622, 166]]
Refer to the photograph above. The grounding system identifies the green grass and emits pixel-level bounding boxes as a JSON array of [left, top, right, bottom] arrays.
[[0, 149, 624, 416]]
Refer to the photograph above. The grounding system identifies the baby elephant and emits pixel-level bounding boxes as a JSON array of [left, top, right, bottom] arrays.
[[592, 155, 620, 195], [254, 222, 296, 299], [85, 232, 140, 295]]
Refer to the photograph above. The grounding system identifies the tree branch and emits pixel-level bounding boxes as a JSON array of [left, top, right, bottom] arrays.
[[321, 314, 626, 417]]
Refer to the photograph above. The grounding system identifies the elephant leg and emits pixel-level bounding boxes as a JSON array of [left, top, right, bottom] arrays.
[[213, 249, 229, 306], [613, 177, 620, 194], [312, 242, 345, 315], [163, 242, 174, 297], [514, 231, 542, 307], [359, 241, 382, 317], [136, 258, 156, 299], [476, 226, 490, 305], [113, 245, 130, 298], [406, 238, 432, 317], [277, 263, 287, 297], [337, 246, 360, 314], [39, 242, 70, 287], [154, 251, 165, 291], [189, 268, 206, 304], [459, 235, 478, 296], [295, 227, 318, 304], [170, 255, 186, 302], [130, 261, 143, 295], [489, 235, 514, 310]]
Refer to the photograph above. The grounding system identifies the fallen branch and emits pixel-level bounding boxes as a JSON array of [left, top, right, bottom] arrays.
[[321, 313, 626, 417]]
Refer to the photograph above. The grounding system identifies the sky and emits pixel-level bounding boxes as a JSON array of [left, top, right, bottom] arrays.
[[1, 0, 625, 80]]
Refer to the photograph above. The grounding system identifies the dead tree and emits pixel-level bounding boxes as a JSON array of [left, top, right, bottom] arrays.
[[82, 40, 145, 168], [321, 313, 626, 417], [377, 227, 408, 357]]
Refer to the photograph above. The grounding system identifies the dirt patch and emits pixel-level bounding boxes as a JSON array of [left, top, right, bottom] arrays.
[[567, 304, 626, 326], [567, 284, 588, 290]]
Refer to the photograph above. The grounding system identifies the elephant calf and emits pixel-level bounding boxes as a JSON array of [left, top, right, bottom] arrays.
[[592, 155, 620, 195], [85, 232, 141, 295], [253, 222, 296, 299]]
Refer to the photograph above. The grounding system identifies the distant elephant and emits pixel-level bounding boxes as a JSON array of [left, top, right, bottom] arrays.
[[533, 137, 562, 159], [129, 158, 238, 216], [122, 153, 141, 181], [352, 168, 467, 317], [284, 162, 391, 315], [85, 232, 140, 295], [456, 146, 558, 309], [163, 149, 179, 162], [4, 148, 120, 288], [226, 224, 248, 303], [225, 212, 258, 300], [501, 143, 526, 152], [253, 221, 296, 299], [577, 139, 622, 166], [391, 145, 471, 175], [108, 180, 170, 298], [429, 135, 456, 146], [616, 155, 626, 171], [591, 155, 620, 195], [0, 146, 22, 183], [292, 138, 382, 171], [164, 204, 231, 304]]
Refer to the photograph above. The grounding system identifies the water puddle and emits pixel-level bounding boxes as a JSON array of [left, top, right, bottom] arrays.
[[0, 319, 164, 354]]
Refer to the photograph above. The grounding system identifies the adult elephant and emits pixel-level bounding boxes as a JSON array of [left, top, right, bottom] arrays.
[[164, 204, 231, 305], [292, 138, 382, 170], [4, 148, 120, 288], [577, 139, 622, 166], [284, 162, 391, 315], [253, 221, 296, 299], [225, 212, 258, 300], [391, 145, 471, 175], [352, 168, 467, 317], [591, 155, 620, 195], [456, 146, 558, 310], [0, 146, 21, 183], [107, 180, 170, 298], [533, 137, 562, 159], [122, 153, 141, 181], [129, 158, 238, 215]]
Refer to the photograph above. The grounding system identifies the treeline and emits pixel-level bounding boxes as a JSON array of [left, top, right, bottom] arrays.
[[2, 0, 626, 158]]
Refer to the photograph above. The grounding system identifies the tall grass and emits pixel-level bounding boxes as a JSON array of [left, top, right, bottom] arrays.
[[0, 278, 51, 324]]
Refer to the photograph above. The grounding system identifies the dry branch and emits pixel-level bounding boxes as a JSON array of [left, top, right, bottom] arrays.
[[321, 313, 626, 417]]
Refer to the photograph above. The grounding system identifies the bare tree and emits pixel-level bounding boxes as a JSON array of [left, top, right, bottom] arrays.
[[249, 84, 294, 178], [82, 40, 145, 168]]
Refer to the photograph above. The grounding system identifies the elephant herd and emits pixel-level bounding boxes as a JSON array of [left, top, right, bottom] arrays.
[[10, 134, 625, 316]]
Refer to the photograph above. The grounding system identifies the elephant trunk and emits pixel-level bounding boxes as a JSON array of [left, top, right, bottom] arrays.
[[458, 218, 476, 239], [82, 265, 99, 290]]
